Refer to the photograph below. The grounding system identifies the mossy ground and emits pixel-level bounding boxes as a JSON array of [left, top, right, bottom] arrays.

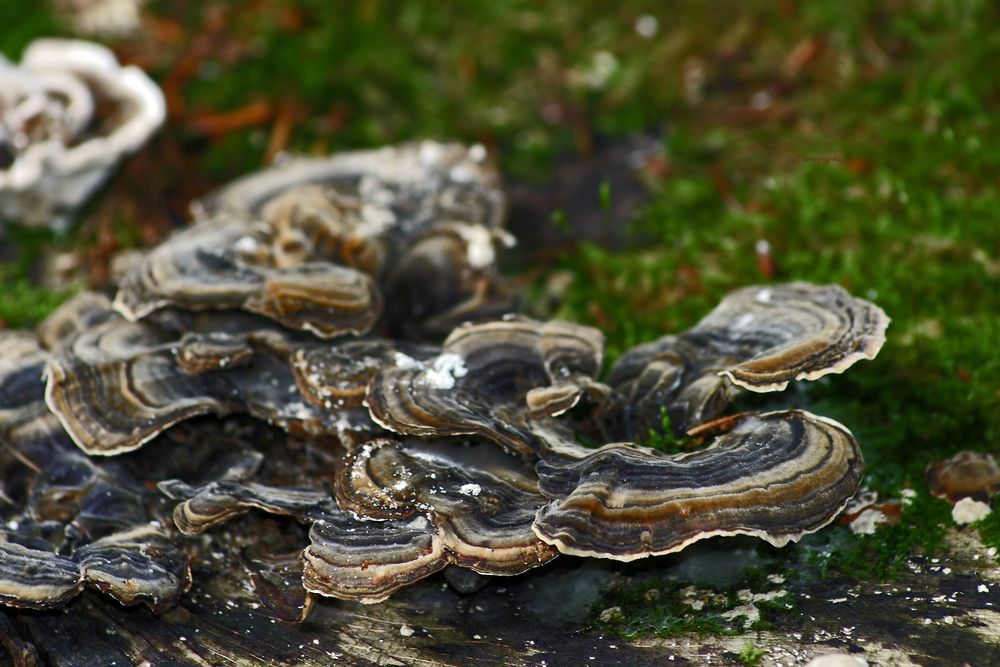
[[2, 0, 997, 638], [591, 563, 799, 639]]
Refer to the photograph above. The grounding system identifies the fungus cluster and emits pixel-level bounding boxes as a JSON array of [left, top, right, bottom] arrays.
[[0, 141, 888, 617]]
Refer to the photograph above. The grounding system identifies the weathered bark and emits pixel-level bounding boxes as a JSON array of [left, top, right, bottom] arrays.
[[2, 528, 997, 666]]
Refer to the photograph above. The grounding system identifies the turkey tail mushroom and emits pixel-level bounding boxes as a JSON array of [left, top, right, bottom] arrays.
[[603, 283, 889, 438], [335, 438, 557, 574], [113, 215, 382, 338], [116, 141, 511, 340], [532, 410, 864, 561], [0, 334, 191, 613], [43, 314, 366, 456], [366, 317, 607, 456]]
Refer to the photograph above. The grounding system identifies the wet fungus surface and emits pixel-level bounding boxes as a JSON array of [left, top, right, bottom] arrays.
[[0, 332, 190, 611], [0, 141, 888, 618]]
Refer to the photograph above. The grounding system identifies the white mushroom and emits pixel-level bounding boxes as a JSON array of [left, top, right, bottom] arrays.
[[0, 38, 165, 229]]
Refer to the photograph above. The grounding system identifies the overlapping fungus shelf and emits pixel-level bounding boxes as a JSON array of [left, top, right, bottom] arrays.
[[0, 141, 889, 618]]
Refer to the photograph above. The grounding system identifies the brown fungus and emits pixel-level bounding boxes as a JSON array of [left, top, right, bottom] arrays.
[[0, 521, 190, 612], [291, 339, 436, 412], [603, 283, 889, 438], [0, 138, 892, 619], [335, 438, 557, 574], [159, 472, 448, 604], [114, 215, 382, 338], [302, 512, 443, 604], [926, 451, 1000, 504], [358, 291, 875, 562], [531, 410, 864, 560], [199, 141, 504, 234], [157, 448, 334, 535], [0, 332, 54, 446], [0, 334, 191, 612], [358, 311, 870, 563], [43, 312, 364, 455], [117, 141, 512, 340], [36, 291, 117, 350], [160, 437, 556, 605], [0, 533, 85, 610], [708, 284, 888, 390], [380, 223, 518, 338], [155, 449, 440, 605], [366, 316, 607, 457]]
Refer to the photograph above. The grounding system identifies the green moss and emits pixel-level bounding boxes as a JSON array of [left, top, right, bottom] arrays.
[[592, 578, 734, 638], [0, 227, 75, 328], [593, 562, 796, 639], [805, 491, 951, 581], [598, 178, 612, 211], [0, 270, 74, 328], [640, 408, 692, 455], [738, 642, 765, 667], [751, 597, 796, 631], [973, 510, 1000, 561], [0, 0, 62, 59]]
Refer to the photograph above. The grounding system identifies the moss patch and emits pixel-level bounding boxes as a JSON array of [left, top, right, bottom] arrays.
[[0, 269, 75, 329], [592, 564, 796, 639], [973, 510, 1000, 562], [592, 577, 736, 638], [639, 408, 693, 454], [0, 227, 76, 328], [0, 0, 62, 58], [804, 491, 951, 581], [738, 641, 766, 667]]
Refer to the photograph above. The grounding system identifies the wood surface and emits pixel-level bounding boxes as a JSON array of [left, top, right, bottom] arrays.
[[3, 528, 997, 666]]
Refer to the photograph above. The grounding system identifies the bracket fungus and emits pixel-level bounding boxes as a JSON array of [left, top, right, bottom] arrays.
[[532, 410, 864, 560], [0, 140, 888, 617], [43, 310, 360, 455], [363, 309, 877, 560], [116, 141, 514, 338], [0, 332, 190, 611], [157, 437, 556, 605], [366, 316, 608, 457], [0, 38, 165, 228], [601, 283, 890, 439], [112, 215, 384, 337]]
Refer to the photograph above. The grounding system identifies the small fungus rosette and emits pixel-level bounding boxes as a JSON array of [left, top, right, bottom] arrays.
[[367, 316, 608, 457], [0, 38, 165, 228], [44, 308, 362, 456]]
